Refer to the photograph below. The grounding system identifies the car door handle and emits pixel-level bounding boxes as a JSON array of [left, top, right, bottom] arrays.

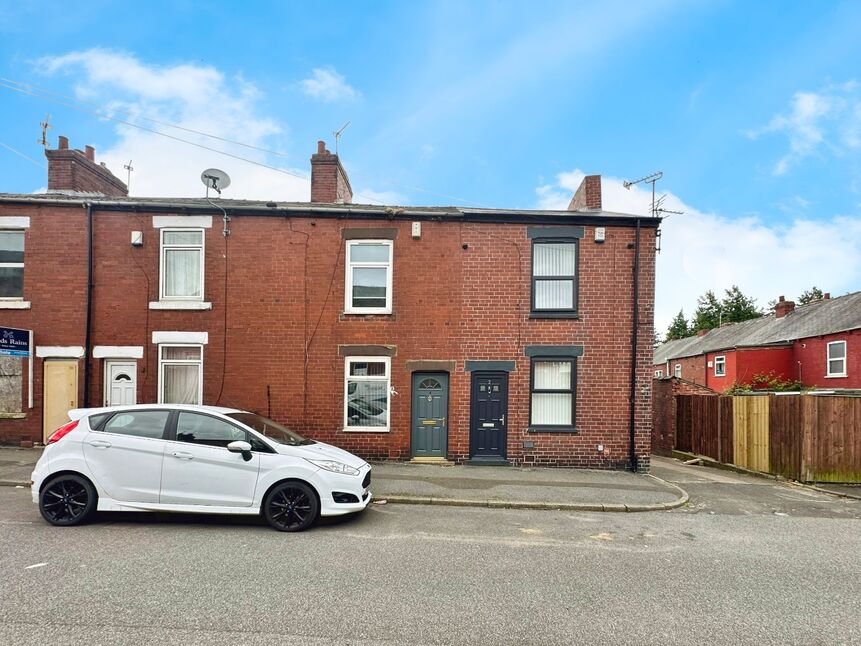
[[172, 451, 194, 460], [88, 440, 112, 449]]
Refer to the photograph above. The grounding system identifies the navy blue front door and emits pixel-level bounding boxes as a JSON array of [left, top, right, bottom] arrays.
[[469, 372, 508, 460]]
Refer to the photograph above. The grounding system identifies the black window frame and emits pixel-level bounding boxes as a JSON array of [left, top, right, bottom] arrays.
[[528, 356, 577, 433], [530, 237, 579, 318]]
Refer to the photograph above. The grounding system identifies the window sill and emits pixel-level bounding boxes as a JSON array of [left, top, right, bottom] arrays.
[[343, 310, 393, 316], [527, 425, 579, 434], [149, 301, 212, 311], [824, 374, 847, 379], [342, 427, 390, 433], [0, 412, 26, 419], [529, 312, 579, 319], [0, 300, 31, 309]]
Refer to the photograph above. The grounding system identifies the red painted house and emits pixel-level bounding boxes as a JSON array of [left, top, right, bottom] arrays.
[[0, 136, 660, 470], [654, 293, 861, 392]]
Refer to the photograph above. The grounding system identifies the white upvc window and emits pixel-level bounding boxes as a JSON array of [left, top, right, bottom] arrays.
[[160, 229, 204, 301], [344, 356, 390, 431], [0, 230, 25, 300], [158, 345, 203, 404], [714, 355, 726, 377], [654, 369, 663, 378], [345, 240, 393, 314], [826, 341, 847, 377], [674, 364, 682, 378]]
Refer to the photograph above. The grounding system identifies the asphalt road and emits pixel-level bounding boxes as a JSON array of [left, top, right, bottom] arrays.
[[2, 463, 860, 646]]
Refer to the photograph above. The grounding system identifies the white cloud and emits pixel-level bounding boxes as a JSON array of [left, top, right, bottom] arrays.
[[536, 172, 861, 334], [747, 81, 861, 175], [37, 48, 310, 200], [299, 67, 358, 102]]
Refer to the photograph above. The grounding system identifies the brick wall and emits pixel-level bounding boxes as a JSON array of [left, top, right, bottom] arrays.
[[0, 202, 658, 469]]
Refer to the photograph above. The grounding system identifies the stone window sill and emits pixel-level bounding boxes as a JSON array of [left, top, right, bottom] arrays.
[[149, 301, 212, 311], [0, 301, 31, 309], [0, 412, 27, 419], [341, 428, 391, 433]]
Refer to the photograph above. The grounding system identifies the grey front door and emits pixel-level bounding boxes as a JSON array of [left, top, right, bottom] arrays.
[[411, 373, 448, 458]]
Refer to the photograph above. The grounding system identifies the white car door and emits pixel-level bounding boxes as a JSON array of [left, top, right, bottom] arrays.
[[81, 410, 170, 503], [159, 411, 260, 507]]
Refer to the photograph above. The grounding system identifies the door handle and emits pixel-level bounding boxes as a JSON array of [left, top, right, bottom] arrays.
[[500, 414, 505, 425], [172, 451, 194, 460], [88, 440, 111, 449]]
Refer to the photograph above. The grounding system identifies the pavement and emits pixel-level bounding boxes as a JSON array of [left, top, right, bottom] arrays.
[[0, 446, 686, 511]]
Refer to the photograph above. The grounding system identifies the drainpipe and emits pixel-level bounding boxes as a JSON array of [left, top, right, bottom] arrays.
[[628, 220, 641, 472], [83, 202, 94, 408]]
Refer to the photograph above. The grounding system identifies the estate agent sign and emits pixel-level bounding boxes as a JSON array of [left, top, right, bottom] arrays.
[[0, 326, 30, 357]]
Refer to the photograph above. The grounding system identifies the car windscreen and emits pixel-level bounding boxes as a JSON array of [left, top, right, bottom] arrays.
[[226, 413, 316, 447]]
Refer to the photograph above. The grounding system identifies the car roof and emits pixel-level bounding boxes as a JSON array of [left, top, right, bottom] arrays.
[[69, 403, 244, 420]]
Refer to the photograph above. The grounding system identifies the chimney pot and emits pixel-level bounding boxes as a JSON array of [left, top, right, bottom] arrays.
[[85, 145, 95, 161], [58, 135, 69, 150], [317, 140, 327, 154]]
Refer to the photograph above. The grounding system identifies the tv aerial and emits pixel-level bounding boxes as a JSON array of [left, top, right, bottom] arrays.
[[201, 168, 231, 197], [332, 121, 350, 156], [623, 170, 682, 254]]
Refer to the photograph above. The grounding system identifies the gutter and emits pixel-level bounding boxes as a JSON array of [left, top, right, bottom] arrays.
[[0, 196, 662, 228]]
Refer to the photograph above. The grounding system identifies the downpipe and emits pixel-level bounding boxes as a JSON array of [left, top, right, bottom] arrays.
[[628, 220, 641, 472]]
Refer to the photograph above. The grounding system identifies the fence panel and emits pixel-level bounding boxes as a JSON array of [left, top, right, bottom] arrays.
[[769, 395, 802, 480], [733, 396, 769, 472], [802, 396, 861, 482], [676, 395, 693, 453], [719, 396, 733, 464]]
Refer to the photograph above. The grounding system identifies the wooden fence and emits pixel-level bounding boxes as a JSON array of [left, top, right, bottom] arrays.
[[674, 394, 861, 482]]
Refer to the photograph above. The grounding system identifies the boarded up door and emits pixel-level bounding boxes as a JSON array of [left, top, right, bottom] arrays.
[[43, 360, 78, 442]]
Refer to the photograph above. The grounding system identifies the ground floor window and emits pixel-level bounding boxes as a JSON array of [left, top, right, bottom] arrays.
[[158, 345, 203, 404], [0, 356, 22, 413], [345, 356, 390, 431], [529, 357, 576, 430]]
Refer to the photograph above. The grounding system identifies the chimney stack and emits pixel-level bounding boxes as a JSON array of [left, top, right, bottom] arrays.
[[774, 295, 796, 318], [824, 292, 830, 299], [567, 175, 602, 211], [697, 329, 709, 337], [45, 136, 128, 196], [310, 140, 352, 204]]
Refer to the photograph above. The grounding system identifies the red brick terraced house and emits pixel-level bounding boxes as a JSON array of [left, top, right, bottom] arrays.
[[0, 137, 660, 470], [654, 292, 861, 392]]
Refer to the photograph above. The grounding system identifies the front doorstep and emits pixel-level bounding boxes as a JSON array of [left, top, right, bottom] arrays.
[[466, 457, 511, 467], [409, 457, 454, 465]]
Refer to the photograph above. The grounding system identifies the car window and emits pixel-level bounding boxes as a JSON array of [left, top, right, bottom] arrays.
[[88, 412, 111, 429], [175, 412, 249, 448], [101, 411, 170, 439]]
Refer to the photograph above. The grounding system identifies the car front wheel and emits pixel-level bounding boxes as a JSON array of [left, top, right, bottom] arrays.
[[263, 481, 319, 532], [39, 474, 97, 526]]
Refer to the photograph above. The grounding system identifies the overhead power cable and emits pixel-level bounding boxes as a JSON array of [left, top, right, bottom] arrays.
[[0, 141, 46, 168]]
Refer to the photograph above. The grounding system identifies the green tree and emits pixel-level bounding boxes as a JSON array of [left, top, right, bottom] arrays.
[[720, 285, 762, 323], [665, 309, 690, 341], [691, 290, 722, 332], [797, 286, 824, 305]]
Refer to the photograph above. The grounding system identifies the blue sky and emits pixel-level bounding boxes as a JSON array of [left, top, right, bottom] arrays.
[[1, 1, 860, 331]]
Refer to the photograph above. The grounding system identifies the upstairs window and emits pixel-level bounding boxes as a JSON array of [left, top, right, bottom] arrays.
[[530, 358, 576, 430], [654, 369, 663, 378], [674, 364, 682, 378], [345, 240, 392, 314], [0, 230, 25, 299], [714, 356, 726, 377], [826, 341, 847, 377], [531, 240, 577, 315], [160, 229, 204, 301]]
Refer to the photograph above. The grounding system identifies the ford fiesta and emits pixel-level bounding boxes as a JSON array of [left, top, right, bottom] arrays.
[[31, 404, 372, 532]]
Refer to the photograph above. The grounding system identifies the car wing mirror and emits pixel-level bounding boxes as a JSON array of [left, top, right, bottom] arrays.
[[227, 440, 253, 461]]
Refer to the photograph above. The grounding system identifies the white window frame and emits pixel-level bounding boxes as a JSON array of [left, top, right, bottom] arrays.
[[157, 344, 203, 404], [0, 229, 25, 302], [826, 340, 847, 378], [344, 240, 393, 314], [674, 364, 682, 378], [343, 356, 391, 432], [714, 355, 726, 377], [654, 369, 663, 378], [159, 228, 205, 302]]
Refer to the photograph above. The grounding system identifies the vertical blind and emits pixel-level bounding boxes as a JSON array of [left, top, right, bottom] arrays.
[[533, 242, 575, 310], [531, 360, 573, 426]]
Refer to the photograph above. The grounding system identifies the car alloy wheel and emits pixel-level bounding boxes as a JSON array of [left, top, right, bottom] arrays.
[[264, 481, 318, 532], [39, 475, 96, 526]]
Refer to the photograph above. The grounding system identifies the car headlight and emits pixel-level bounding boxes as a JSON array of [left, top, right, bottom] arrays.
[[305, 459, 360, 476]]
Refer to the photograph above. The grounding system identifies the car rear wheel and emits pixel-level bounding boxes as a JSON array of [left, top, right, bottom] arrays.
[[263, 481, 318, 532], [39, 474, 97, 526]]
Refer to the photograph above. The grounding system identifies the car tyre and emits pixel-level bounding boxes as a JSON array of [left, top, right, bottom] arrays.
[[263, 481, 319, 532], [39, 474, 97, 526]]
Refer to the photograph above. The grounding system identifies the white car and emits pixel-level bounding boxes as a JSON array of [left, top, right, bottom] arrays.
[[31, 404, 372, 532]]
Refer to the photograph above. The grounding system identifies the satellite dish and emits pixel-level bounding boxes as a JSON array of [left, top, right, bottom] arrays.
[[200, 168, 231, 195]]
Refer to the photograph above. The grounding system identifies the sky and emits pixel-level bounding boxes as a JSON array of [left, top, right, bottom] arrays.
[[1, 0, 860, 333]]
